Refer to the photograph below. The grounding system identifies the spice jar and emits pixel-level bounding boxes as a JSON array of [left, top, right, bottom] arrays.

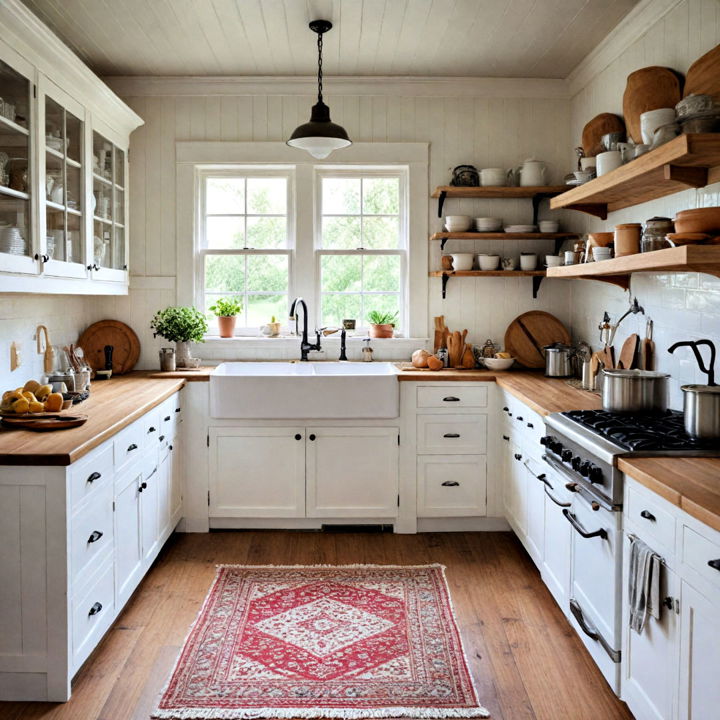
[[641, 216, 674, 253], [614, 223, 642, 256], [481, 339, 497, 358]]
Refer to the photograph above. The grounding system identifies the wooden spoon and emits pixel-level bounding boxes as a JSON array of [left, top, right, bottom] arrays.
[[617, 334, 639, 369]]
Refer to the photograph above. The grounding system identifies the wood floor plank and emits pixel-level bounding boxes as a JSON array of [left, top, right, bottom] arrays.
[[2, 531, 632, 720]]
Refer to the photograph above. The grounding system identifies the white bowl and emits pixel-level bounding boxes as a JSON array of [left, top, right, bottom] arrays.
[[478, 254, 500, 270], [450, 253, 474, 271], [483, 357, 515, 370], [445, 215, 472, 232], [545, 255, 564, 267], [474, 217, 503, 232], [539, 220, 559, 233], [640, 108, 676, 144]]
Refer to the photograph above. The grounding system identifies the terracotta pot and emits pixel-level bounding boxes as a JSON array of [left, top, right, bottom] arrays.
[[217, 315, 237, 338], [369, 323, 394, 339], [674, 207, 720, 235], [614, 223, 642, 256]]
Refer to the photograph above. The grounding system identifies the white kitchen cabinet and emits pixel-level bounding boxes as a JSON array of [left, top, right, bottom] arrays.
[[306, 427, 398, 518], [417, 454, 486, 517], [524, 456, 545, 567], [677, 580, 720, 720], [503, 436, 527, 536], [209, 427, 306, 518], [140, 455, 161, 565], [542, 470, 573, 610], [114, 465, 144, 610]]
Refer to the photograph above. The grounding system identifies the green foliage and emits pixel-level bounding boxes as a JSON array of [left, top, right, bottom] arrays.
[[209, 297, 243, 317], [367, 309, 398, 326], [150, 306, 208, 343]]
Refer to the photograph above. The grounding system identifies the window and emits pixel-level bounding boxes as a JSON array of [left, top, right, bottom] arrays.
[[317, 171, 406, 332], [199, 171, 292, 332]]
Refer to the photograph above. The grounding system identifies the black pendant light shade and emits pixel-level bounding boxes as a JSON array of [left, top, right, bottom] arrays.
[[287, 20, 352, 159]]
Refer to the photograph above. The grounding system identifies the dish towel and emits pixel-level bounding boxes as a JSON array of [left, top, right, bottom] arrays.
[[628, 534, 662, 634]]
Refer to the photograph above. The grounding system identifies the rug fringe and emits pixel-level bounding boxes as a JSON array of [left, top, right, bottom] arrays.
[[152, 705, 490, 719]]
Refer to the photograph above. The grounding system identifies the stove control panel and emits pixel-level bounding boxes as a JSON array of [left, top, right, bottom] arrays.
[[540, 434, 605, 485]]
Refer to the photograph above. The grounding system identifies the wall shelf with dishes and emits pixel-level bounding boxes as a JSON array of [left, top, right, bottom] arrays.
[[431, 231, 578, 252], [429, 269, 547, 299]]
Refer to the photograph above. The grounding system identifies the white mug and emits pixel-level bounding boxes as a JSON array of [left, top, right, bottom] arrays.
[[520, 253, 537, 271], [580, 157, 596, 172], [564, 250, 580, 265], [596, 150, 622, 176]]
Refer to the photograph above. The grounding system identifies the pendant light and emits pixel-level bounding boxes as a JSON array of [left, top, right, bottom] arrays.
[[287, 20, 351, 159]]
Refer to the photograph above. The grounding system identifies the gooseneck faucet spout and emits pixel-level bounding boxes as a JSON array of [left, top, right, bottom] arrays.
[[289, 297, 321, 361]]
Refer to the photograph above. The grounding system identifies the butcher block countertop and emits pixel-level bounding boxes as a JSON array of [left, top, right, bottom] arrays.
[[619, 457, 720, 533], [0, 373, 185, 466]]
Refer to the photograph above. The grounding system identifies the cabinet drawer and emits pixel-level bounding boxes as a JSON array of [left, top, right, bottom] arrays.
[[113, 419, 145, 469], [417, 455, 486, 517], [70, 443, 113, 508], [72, 560, 115, 671], [416, 385, 488, 408], [681, 524, 720, 593], [142, 407, 161, 446], [71, 486, 114, 588], [159, 393, 181, 439], [417, 414, 487, 454], [626, 483, 676, 552]]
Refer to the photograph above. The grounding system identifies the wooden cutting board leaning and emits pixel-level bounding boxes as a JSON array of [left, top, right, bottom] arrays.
[[504, 311, 571, 369], [684, 43, 720, 101], [78, 320, 140, 375], [622, 66, 684, 143]]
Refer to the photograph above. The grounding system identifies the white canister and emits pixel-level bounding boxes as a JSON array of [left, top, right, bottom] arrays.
[[520, 253, 538, 271], [479, 168, 508, 187], [580, 157, 596, 172], [516, 159, 547, 187], [640, 108, 676, 145], [596, 150, 623, 176]]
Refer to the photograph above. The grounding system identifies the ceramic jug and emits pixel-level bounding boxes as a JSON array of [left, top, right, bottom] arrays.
[[516, 159, 547, 187]]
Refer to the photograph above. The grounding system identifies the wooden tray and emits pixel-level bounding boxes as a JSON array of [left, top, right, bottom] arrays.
[[504, 311, 571, 369], [684, 43, 720, 101], [623, 66, 683, 143], [582, 113, 626, 156], [1, 414, 88, 431], [78, 320, 140, 375]]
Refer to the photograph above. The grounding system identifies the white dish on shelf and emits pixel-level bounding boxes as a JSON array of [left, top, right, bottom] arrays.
[[449, 253, 474, 271], [505, 224, 537, 233]]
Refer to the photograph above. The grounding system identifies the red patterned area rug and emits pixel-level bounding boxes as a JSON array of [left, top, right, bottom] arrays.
[[153, 564, 488, 719]]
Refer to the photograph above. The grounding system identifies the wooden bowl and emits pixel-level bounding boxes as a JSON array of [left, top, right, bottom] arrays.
[[666, 232, 711, 246], [674, 207, 720, 234], [588, 231, 614, 247]]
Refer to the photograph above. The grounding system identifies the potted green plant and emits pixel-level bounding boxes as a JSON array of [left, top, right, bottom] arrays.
[[209, 297, 243, 338], [150, 306, 208, 367], [367, 310, 398, 339]]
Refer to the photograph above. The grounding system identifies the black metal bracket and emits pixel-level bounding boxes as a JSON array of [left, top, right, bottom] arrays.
[[437, 190, 447, 218], [440, 236, 448, 251], [532, 275, 544, 299], [441, 272, 450, 299], [554, 237, 565, 255], [531, 192, 557, 225]]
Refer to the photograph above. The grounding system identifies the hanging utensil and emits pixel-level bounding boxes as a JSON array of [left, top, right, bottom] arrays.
[[36, 325, 55, 374]]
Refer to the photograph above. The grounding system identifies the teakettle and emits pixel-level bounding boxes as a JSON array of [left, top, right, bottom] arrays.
[[515, 159, 547, 187]]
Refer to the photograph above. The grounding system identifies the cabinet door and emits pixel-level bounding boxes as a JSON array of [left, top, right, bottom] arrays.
[[209, 427, 305, 517], [542, 473, 572, 610], [306, 427, 398, 518], [504, 439, 527, 536], [622, 543, 679, 720], [417, 455, 486, 517], [169, 442, 182, 525], [157, 448, 171, 542], [140, 458, 160, 565], [678, 580, 720, 720], [524, 457, 545, 567], [114, 470, 143, 608]]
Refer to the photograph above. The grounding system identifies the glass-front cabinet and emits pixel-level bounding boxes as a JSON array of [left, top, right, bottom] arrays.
[[0, 50, 35, 275]]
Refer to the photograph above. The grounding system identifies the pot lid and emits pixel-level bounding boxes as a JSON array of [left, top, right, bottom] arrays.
[[602, 369, 670, 378], [543, 342, 572, 351], [681, 384, 720, 394]]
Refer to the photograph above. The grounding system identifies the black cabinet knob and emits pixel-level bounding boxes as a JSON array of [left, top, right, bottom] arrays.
[[164, 415, 171, 421], [640, 510, 657, 522], [87, 471, 101, 483], [295, 434, 302, 441], [708, 559, 720, 572], [159, 435, 165, 442], [527, 422, 534, 428], [169, 444, 173, 451], [309, 434, 316, 441], [517, 416, 524, 422], [502, 435, 510, 441], [127, 443, 138, 452], [514, 453, 522, 461], [148, 426, 156, 433], [88, 602, 103, 616], [88, 530, 103, 543]]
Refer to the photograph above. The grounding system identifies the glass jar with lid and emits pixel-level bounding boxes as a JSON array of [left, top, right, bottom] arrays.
[[642, 216, 674, 253]]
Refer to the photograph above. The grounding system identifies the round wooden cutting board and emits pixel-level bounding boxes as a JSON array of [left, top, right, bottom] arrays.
[[684, 43, 720, 101], [504, 311, 571, 369], [622, 66, 683, 143], [0, 414, 88, 431], [78, 320, 140, 375], [581, 113, 626, 156]]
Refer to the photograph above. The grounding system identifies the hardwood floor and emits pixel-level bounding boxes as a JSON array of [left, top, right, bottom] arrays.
[[2, 531, 633, 720]]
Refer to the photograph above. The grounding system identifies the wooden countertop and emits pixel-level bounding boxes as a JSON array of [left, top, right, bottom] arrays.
[[0, 373, 185, 466], [619, 457, 720, 533], [147, 367, 214, 381]]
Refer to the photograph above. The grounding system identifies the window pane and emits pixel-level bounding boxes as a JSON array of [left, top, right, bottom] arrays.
[[321, 254, 361, 292], [247, 178, 286, 214], [205, 254, 245, 293], [322, 178, 360, 214], [364, 255, 401, 292], [321, 294, 362, 328], [206, 217, 245, 249], [363, 177, 399, 214], [363, 216, 400, 249], [322, 216, 361, 249], [246, 216, 287, 249], [365, 294, 401, 330], [206, 178, 244, 214], [247, 254, 288, 293], [247, 294, 287, 327]]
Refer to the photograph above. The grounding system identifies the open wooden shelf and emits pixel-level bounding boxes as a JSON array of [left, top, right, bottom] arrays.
[[431, 185, 568, 199], [550, 134, 720, 219], [430, 269, 547, 299], [431, 230, 578, 252], [545, 245, 720, 289]]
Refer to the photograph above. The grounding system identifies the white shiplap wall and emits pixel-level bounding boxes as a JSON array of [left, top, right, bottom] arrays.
[[568, 0, 720, 409]]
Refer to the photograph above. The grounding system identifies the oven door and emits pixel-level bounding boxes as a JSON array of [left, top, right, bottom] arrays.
[[566, 494, 623, 693]]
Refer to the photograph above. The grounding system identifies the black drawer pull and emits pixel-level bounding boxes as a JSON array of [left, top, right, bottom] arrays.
[[127, 443, 138, 452], [507, 412, 513, 417], [708, 559, 720, 572], [502, 406, 509, 411], [514, 453, 522, 461], [309, 434, 316, 441], [147, 426, 156, 433], [640, 510, 656, 522], [517, 416, 524, 422], [295, 434, 302, 441], [443, 396, 460, 402], [164, 415, 171, 421], [527, 422, 534, 429], [175, 407, 181, 413], [139, 481, 148, 492], [87, 471, 101, 483], [443, 433, 461, 438], [441, 481, 460, 487], [89, 602, 103, 616], [159, 435, 165, 442], [87, 530, 103, 543], [502, 435, 510, 441], [169, 444, 173, 451]]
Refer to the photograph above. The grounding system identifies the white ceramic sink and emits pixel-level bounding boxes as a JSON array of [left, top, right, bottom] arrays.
[[209, 362, 400, 419]]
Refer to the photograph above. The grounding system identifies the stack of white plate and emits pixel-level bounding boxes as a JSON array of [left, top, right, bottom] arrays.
[[0, 226, 27, 255], [504, 224, 537, 233], [474, 217, 503, 232]]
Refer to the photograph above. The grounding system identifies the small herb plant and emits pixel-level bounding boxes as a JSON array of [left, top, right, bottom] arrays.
[[209, 297, 243, 317], [367, 310, 398, 326], [150, 306, 208, 343]]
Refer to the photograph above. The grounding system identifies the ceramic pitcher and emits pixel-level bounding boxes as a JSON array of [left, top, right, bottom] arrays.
[[515, 159, 547, 187]]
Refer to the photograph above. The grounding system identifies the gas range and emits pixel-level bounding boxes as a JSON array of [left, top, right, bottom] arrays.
[[543, 409, 720, 511]]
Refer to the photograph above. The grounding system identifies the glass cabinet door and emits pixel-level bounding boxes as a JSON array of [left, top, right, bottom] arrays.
[[0, 55, 35, 274], [92, 132, 127, 278], [43, 90, 86, 277]]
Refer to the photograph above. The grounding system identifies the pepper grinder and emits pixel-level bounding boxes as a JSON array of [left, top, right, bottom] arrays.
[[361, 338, 374, 362], [95, 344, 114, 380]]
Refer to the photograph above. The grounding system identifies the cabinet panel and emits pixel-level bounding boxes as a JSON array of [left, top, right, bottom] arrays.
[[503, 438, 527, 535], [417, 414, 487, 454], [681, 524, 720, 595], [417, 454, 486, 517], [70, 485, 113, 589], [416, 385, 488, 408], [114, 469, 143, 608], [626, 483, 676, 554], [209, 427, 305, 518], [140, 458, 160, 565], [542, 470, 572, 610], [306, 428, 398, 518], [524, 456, 545, 567]]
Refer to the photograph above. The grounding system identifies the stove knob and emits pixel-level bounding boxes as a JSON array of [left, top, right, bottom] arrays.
[[571, 456, 582, 471], [540, 435, 553, 447], [550, 441, 564, 455], [561, 449, 573, 462], [579, 461, 592, 477], [588, 466, 604, 484]]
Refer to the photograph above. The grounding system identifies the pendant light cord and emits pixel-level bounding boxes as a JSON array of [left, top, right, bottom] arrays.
[[316, 30, 324, 103]]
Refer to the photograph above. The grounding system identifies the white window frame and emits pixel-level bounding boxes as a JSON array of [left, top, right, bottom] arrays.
[[176, 142, 428, 342], [196, 166, 294, 335], [315, 167, 408, 335]]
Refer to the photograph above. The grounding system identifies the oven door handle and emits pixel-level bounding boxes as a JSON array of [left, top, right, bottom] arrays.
[[544, 484, 571, 508], [523, 459, 552, 488], [569, 599, 621, 663], [562, 508, 607, 539]]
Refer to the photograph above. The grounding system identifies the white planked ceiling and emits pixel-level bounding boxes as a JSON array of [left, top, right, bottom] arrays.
[[21, 0, 639, 79]]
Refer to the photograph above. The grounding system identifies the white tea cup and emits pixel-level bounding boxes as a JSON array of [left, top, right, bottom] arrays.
[[545, 255, 564, 267], [596, 150, 623, 176], [501, 256, 517, 270], [520, 253, 537, 271]]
